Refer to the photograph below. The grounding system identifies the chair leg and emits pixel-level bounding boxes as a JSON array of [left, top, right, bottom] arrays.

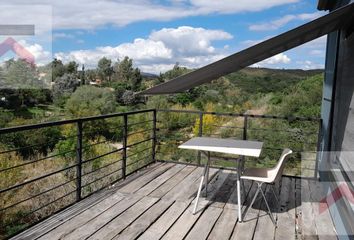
[[271, 184, 279, 203], [242, 179, 247, 199], [260, 187, 277, 226], [203, 152, 211, 196], [242, 183, 260, 220], [204, 160, 209, 196]]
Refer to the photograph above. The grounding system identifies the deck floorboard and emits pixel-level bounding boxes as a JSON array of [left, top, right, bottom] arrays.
[[12, 162, 337, 240]]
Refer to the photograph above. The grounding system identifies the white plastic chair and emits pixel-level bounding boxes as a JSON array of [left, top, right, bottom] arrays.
[[240, 148, 292, 225]]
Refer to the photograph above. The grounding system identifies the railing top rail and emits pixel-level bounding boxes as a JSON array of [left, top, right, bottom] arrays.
[[0, 107, 320, 135], [157, 109, 321, 122], [0, 108, 155, 134]]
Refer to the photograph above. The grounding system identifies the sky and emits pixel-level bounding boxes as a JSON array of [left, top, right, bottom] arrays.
[[0, 0, 328, 73]]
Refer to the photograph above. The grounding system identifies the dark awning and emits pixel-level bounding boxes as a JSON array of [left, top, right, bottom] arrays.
[[140, 3, 354, 95]]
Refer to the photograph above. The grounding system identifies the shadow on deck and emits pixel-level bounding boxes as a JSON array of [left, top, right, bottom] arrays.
[[12, 162, 337, 240]]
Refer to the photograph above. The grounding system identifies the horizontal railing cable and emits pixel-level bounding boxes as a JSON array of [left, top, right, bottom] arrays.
[[0, 178, 77, 212]]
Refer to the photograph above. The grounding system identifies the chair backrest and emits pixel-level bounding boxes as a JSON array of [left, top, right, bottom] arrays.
[[269, 148, 293, 183]]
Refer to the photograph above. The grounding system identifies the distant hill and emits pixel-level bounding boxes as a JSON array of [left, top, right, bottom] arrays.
[[223, 67, 324, 94], [240, 67, 323, 77], [141, 72, 158, 79]]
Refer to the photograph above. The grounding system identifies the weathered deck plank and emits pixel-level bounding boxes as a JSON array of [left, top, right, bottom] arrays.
[[184, 206, 223, 240], [298, 178, 321, 239], [208, 178, 252, 240], [160, 203, 203, 240], [275, 177, 296, 240], [119, 163, 174, 194], [37, 192, 125, 240], [112, 199, 174, 240], [149, 165, 196, 198], [135, 164, 185, 196], [162, 169, 229, 240], [137, 201, 190, 240], [190, 170, 231, 211], [87, 196, 159, 240], [64, 194, 145, 240], [308, 180, 337, 240], [250, 185, 276, 240], [12, 163, 338, 240], [230, 181, 260, 240]]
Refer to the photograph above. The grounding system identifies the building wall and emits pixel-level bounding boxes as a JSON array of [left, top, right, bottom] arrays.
[[330, 28, 354, 238], [319, 1, 354, 238], [333, 31, 354, 155]]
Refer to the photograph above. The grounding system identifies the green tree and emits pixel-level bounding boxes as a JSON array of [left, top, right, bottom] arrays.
[[97, 57, 113, 82], [131, 67, 142, 91], [1, 118, 62, 158], [52, 73, 80, 106], [4, 59, 38, 89], [271, 74, 323, 117], [65, 85, 116, 117], [162, 62, 189, 80], [85, 69, 97, 83], [1, 59, 48, 108], [0, 66, 5, 88], [50, 58, 66, 81], [112, 57, 142, 91], [65, 61, 79, 74]]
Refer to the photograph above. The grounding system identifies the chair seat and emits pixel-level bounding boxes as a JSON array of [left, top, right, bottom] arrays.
[[240, 167, 274, 183]]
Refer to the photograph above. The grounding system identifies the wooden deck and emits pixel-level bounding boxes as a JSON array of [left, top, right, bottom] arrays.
[[12, 162, 337, 240]]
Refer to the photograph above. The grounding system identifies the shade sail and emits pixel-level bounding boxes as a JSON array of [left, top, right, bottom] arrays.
[[140, 3, 354, 95]]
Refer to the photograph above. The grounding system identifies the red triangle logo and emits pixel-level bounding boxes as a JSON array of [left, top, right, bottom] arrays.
[[319, 183, 354, 214], [0, 37, 35, 64]]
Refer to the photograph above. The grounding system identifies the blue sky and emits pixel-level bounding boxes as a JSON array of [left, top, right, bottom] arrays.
[[1, 0, 327, 73]]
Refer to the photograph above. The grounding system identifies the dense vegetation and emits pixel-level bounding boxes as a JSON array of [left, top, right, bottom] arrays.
[[0, 56, 323, 238]]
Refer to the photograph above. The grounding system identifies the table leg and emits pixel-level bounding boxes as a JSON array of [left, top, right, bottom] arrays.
[[193, 175, 204, 214], [204, 151, 210, 196], [237, 178, 242, 222], [193, 152, 210, 214], [237, 157, 243, 222]]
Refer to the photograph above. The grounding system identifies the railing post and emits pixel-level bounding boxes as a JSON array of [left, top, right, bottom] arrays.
[[243, 115, 248, 140], [76, 120, 83, 202], [122, 114, 128, 179], [197, 112, 203, 165], [152, 110, 157, 163]]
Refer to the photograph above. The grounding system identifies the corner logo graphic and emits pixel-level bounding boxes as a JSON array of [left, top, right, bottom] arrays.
[[319, 183, 354, 214], [0, 37, 35, 64]]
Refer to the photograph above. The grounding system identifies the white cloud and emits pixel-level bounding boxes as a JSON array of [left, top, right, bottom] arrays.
[[309, 49, 324, 55], [241, 36, 273, 48], [55, 26, 231, 73], [300, 36, 327, 49], [0, 5, 52, 34], [53, 33, 75, 40], [249, 12, 324, 31], [150, 26, 233, 56], [253, 53, 291, 67], [296, 60, 324, 69], [17, 40, 51, 66], [188, 0, 299, 14], [7, 0, 298, 30]]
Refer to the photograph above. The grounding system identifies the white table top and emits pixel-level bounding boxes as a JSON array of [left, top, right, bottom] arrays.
[[178, 137, 263, 157]]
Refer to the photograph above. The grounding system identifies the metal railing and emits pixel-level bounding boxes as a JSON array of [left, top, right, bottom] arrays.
[[0, 109, 156, 239], [155, 109, 322, 177], [0, 108, 321, 238]]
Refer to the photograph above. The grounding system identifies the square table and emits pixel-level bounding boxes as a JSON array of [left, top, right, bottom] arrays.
[[178, 137, 263, 222]]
